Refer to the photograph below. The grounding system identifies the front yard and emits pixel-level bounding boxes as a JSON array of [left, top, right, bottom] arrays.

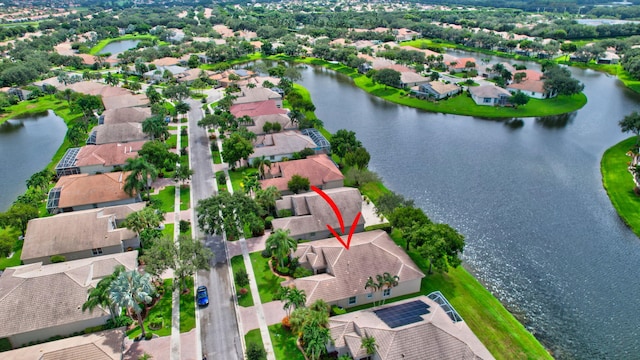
[[249, 252, 285, 303], [231, 255, 254, 307]]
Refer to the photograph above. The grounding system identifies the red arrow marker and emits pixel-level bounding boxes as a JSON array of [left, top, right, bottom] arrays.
[[311, 186, 361, 250]]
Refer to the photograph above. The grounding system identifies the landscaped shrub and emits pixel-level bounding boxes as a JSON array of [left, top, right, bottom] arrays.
[[250, 220, 265, 237], [235, 268, 249, 287], [145, 332, 153, 340], [277, 209, 292, 218], [293, 267, 313, 278], [106, 315, 133, 329], [210, 142, 218, 152], [246, 341, 267, 360], [239, 288, 248, 295], [281, 316, 290, 329], [179, 220, 190, 233], [149, 313, 164, 330], [84, 324, 106, 334], [50, 255, 65, 263], [181, 128, 187, 136], [276, 265, 289, 275], [331, 305, 347, 316], [364, 223, 392, 233], [264, 216, 274, 229], [217, 172, 226, 185], [261, 248, 272, 258]]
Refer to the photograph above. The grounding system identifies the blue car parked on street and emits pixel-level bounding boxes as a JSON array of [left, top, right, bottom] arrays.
[[196, 286, 209, 307]]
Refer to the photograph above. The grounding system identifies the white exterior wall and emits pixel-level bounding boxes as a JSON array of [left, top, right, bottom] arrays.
[[8, 315, 109, 348]]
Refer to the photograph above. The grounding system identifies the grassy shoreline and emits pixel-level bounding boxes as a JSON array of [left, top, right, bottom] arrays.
[[89, 34, 158, 55], [601, 136, 640, 237]]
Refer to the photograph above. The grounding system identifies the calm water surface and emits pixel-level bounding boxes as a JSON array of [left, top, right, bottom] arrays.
[[98, 39, 140, 56], [299, 62, 640, 359], [0, 111, 66, 210]]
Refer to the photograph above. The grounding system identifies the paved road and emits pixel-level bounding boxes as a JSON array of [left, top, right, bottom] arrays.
[[187, 95, 243, 360]]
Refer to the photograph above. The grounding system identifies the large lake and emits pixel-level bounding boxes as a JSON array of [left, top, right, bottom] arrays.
[[0, 110, 66, 211], [98, 39, 140, 56], [299, 60, 640, 359]]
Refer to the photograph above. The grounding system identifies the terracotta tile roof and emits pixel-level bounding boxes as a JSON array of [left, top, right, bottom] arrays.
[[0, 253, 137, 340], [75, 141, 145, 167], [446, 57, 477, 69], [273, 187, 364, 239], [251, 131, 318, 160], [244, 113, 294, 135], [102, 107, 151, 125], [54, 171, 138, 208], [399, 45, 440, 58], [152, 57, 180, 67], [291, 230, 424, 305], [233, 87, 282, 105], [260, 154, 343, 192], [4, 328, 125, 360], [329, 295, 494, 360], [507, 70, 545, 94], [230, 100, 288, 118], [22, 204, 143, 262]]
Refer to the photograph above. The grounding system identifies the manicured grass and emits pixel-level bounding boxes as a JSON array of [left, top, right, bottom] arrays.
[[162, 223, 174, 239], [181, 134, 189, 150], [179, 276, 196, 333], [179, 185, 190, 211], [359, 181, 391, 203], [212, 151, 222, 164], [151, 186, 175, 214], [601, 137, 640, 237], [249, 252, 284, 303], [228, 168, 258, 193], [127, 279, 174, 339], [352, 75, 587, 118], [166, 134, 178, 149], [244, 328, 264, 352], [0, 227, 22, 270], [231, 255, 254, 307], [618, 70, 640, 94], [389, 230, 552, 360], [268, 324, 305, 360]]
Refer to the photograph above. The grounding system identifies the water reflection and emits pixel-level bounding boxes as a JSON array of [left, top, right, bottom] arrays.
[[0, 120, 25, 133], [535, 112, 577, 129]]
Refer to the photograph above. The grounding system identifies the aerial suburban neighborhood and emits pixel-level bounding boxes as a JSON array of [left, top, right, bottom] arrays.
[[0, 0, 639, 359]]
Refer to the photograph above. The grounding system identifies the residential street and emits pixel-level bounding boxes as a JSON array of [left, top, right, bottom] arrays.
[[186, 95, 243, 360]]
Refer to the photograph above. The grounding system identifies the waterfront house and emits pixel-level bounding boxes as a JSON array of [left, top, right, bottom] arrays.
[[0, 252, 137, 348], [328, 294, 494, 360], [506, 69, 551, 99], [260, 154, 344, 194], [469, 85, 511, 106], [248, 130, 329, 164], [87, 123, 149, 145], [289, 230, 424, 307], [55, 141, 145, 177], [230, 100, 288, 119], [272, 187, 365, 241], [46, 171, 141, 214], [243, 113, 295, 135], [446, 57, 477, 73], [399, 71, 430, 88], [100, 107, 151, 125], [22, 203, 143, 264], [233, 86, 283, 108], [412, 81, 462, 100]]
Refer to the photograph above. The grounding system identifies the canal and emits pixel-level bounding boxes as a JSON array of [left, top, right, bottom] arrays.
[[298, 63, 640, 359], [0, 110, 67, 211]]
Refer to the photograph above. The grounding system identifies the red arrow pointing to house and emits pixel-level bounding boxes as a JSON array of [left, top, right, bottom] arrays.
[[311, 186, 361, 250]]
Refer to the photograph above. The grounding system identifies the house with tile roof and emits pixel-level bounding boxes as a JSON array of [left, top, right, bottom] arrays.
[[101, 94, 149, 111], [55, 141, 145, 177], [230, 100, 288, 119], [88, 123, 149, 145], [506, 69, 551, 99], [100, 107, 151, 125], [399, 71, 430, 88], [22, 203, 143, 264], [233, 86, 283, 107], [0, 252, 137, 348], [411, 81, 462, 100], [469, 85, 511, 106], [3, 327, 125, 360], [260, 154, 344, 195], [46, 171, 141, 214], [272, 187, 365, 241], [289, 230, 424, 308], [243, 113, 295, 135], [328, 295, 494, 360], [446, 57, 478, 73], [249, 131, 324, 163]]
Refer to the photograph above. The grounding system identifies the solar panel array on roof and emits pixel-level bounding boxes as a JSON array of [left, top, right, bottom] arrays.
[[374, 300, 430, 328], [428, 291, 463, 323]]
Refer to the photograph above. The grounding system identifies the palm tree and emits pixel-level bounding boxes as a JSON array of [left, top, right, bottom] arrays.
[[142, 115, 170, 141], [361, 335, 377, 356], [252, 156, 272, 179], [365, 276, 380, 305], [266, 229, 297, 269], [174, 101, 191, 118], [124, 206, 164, 237], [283, 287, 307, 317], [302, 320, 330, 360], [255, 186, 280, 217], [82, 265, 125, 321], [124, 157, 159, 199], [381, 272, 400, 305], [108, 270, 156, 339]]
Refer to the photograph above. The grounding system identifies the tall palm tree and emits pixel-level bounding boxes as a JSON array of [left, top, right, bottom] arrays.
[[365, 276, 380, 306], [109, 270, 156, 338], [381, 272, 400, 305], [361, 335, 377, 356], [142, 115, 170, 141], [124, 157, 159, 199], [283, 287, 307, 317], [82, 265, 126, 321], [266, 229, 297, 269], [252, 156, 272, 179], [255, 186, 281, 217], [242, 172, 261, 197]]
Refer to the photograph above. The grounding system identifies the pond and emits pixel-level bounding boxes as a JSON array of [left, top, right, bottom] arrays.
[[298, 59, 640, 359], [0, 110, 67, 211], [98, 39, 140, 56]]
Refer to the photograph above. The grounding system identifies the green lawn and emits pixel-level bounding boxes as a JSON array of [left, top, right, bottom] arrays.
[[151, 186, 175, 213], [249, 252, 284, 303], [166, 134, 178, 149], [127, 279, 174, 338], [618, 70, 640, 94], [179, 276, 196, 333], [0, 227, 22, 270], [212, 151, 222, 164], [162, 223, 174, 239], [268, 324, 305, 360], [352, 75, 587, 118], [601, 137, 640, 237], [231, 255, 254, 307], [244, 328, 264, 352], [228, 168, 258, 193], [389, 231, 552, 360], [179, 185, 190, 211], [181, 134, 189, 150]]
